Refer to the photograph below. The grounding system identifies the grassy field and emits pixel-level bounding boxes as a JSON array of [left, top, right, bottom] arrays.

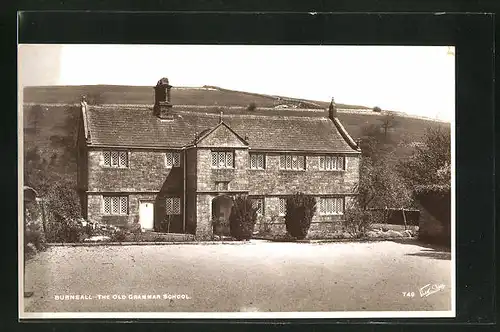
[[23, 85, 370, 109]]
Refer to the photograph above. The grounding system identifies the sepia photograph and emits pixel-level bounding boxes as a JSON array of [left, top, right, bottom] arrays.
[[18, 44, 455, 319]]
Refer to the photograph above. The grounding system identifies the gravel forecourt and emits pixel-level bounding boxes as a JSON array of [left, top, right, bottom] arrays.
[[23, 240, 452, 314]]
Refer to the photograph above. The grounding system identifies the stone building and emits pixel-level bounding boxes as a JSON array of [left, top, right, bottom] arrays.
[[76, 78, 361, 239]]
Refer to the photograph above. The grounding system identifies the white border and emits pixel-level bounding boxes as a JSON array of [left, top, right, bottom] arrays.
[[18, 44, 456, 320]]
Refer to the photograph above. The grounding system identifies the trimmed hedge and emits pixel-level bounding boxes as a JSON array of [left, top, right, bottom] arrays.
[[284, 193, 317, 240], [229, 195, 257, 240]]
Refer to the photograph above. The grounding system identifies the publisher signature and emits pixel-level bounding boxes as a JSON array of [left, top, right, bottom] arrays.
[[419, 283, 446, 297]]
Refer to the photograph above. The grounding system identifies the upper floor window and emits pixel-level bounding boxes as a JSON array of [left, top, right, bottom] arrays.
[[250, 153, 265, 169], [215, 181, 229, 191], [103, 151, 128, 168], [319, 155, 344, 171], [211, 151, 234, 169], [278, 197, 286, 216], [165, 151, 181, 168], [252, 198, 265, 217], [166, 197, 181, 215], [103, 195, 128, 215], [318, 197, 344, 215], [279, 154, 305, 171]]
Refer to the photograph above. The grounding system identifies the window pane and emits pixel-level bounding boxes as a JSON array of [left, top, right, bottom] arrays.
[[286, 155, 292, 169], [104, 152, 111, 166], [166, 198, 173, 214], [298, 156, 305, 170], [279, 155, 286, 169], [111, 152, 118, 166], [120, 196, 128, 214], [325, 157, 331, 170], [250, 155, 256, 169], [121, 152, 128, 167], [166, 153, 172, 167], [279, 198, 285, 215], [173, 197, 181, 214], [338, 157, 344, 170], [211, 152, 218, 167], [336, 198, 343, 214], [226, 152, 233, 168], [257, 154, 264, 169], [173, 152, 180, 167], [104, 197, 111, 214], [112, 197, 119, 214], [319, 156, 325, 170], [218, 152, 225, 168]]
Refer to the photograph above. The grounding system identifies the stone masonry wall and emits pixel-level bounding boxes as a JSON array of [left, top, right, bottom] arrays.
[[248, 153, 360, 195], [86, 149, 184, 229], [196, 148, 249, 192]]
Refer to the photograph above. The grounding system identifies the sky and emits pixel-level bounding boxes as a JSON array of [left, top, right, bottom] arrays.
[[18, 44, 455, 121]]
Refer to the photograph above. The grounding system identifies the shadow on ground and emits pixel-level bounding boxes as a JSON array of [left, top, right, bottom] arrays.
[[390, 239, 451, 261]]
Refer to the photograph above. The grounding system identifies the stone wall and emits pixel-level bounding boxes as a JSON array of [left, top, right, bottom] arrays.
[[86, 149, 184, 229], [196, 148, 249, 192], [248, 153, 360, 195], [87, 149, 183, 192]]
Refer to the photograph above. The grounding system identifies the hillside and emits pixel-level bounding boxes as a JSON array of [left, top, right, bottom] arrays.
[[21, 85, 450, 189], [23, 85, 371, 110]]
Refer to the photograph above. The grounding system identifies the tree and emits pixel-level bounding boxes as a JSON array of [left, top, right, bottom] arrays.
[[398, 126, 451, 188], [378, 111, 399, 142], [284, 193, 317, 240], [372, 106, 382, 113], [229, 195, 257, 240], [246, 102, 257, 111]]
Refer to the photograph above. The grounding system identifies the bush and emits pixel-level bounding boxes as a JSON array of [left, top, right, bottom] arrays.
[[110, 229, 127, 242], [373, 106, 382, 113], [229, 195, 257, 240], [247, 102, 257, 111], [46, 218, 87, 243], [343, 208, 372, 238], [44, 181, 85, 243], [284, 193, 317, 240]]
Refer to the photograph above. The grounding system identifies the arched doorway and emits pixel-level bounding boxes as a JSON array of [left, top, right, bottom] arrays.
[[211, 195, 233, 236]]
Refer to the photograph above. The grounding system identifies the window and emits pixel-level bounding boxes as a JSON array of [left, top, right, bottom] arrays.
[[211, 151, 234, 169], [166, 197, 181, 215], [319, 197, 344, 215], [215, 181, 229, 191], [103, 196, 128, 215], [279, 154, 305, 170], [253, 198, 265, 217], [319, 156, 344, 171], [250, 153, 265, 169], [103, 151, 128, 168], [166, 151, 181, 168], [278, 198, 286, 216]]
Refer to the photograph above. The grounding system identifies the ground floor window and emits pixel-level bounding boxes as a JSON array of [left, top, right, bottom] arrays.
[[103, 195, 128, 215], [318, 197, 344, 215], [278, 197, 286, 216], [166, 197, 181, 215]]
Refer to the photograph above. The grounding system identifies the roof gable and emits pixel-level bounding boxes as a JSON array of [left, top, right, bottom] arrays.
[[196, 122, 248, 148]]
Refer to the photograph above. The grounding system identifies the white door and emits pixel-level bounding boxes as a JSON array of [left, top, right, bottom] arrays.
[[139, 201, 154, 230]]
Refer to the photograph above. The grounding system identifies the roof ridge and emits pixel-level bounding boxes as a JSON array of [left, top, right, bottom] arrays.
[[175, 110, 330, 121]]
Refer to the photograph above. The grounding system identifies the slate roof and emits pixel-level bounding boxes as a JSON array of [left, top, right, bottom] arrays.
[[84, 105, 360, 153]]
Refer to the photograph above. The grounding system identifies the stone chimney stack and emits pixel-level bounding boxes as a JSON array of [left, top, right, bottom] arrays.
[[154, 77, 173, 119], [328, 97, 337, 120]]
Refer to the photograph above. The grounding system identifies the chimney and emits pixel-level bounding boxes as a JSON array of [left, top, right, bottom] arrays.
[[154, 77, 173, 119], [328, 97, 337, 120]]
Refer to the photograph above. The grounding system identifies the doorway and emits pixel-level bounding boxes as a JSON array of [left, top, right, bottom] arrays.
[[139, 201, 154, 231], [211, 195, 233, 236]]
